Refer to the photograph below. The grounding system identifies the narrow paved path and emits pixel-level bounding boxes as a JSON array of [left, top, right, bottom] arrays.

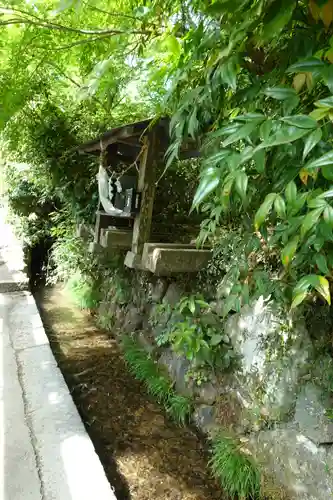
[[0, 206, 116, 500]]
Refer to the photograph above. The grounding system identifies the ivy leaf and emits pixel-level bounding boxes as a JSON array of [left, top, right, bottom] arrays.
[[287, 57, 325, 73], [305, 150, 333, 170], [314, 254, 329, 275], [264, 86, 297, 100], [281, 236, 299, 266], [192, 169, 220, 209], [281, 115, 317, 129], [254, 193, 277, 229], [303, 128, 322, 160], [274, 195, 286, 218], [300, 208, 323, 237], [235, 171, 248, 203], [253, 149, 265, 173]]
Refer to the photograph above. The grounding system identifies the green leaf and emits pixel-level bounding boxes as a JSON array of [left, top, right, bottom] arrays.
[[264, 86, 297, 100], [283, 95, 300, 115], [314, 96, 333, 108], [322, 165, 333, 180], [314, 254, 329, 274], [262, 0, 295, 41], [274, 195, 286, 218], [220, 58, 238, 90], [305, 150, 333, 170], [260, 120, 273, 141], [287, 57, 325, 73], [281, 115, 317, 129], [301, 208, 324, 237], [254, 193, 277, 229], [210, 334, 223, 346], [267, 125, 310, 147], [236, 113, 266, 122], [281, 236, 299, 266], [253, 149, 265, 173], [192, 170, 220, 208], [292, 274, 331, 307], [303, 128, 322, 160], [291, 291, 308, 308], [324, 205, 333, 226], [285, 180, 297, 204], [235, 171, 248, 202], [222, 121, 259, 147], [188, 109, 199, 139]]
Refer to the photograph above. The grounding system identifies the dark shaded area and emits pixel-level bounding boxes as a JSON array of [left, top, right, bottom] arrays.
[[34, 286, 225, 500]]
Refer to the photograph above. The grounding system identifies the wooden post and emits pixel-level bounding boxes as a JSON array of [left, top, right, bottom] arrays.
[[131, 129, 158, 256]]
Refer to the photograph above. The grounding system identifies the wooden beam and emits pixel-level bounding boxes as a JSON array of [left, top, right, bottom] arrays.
[[130, 129, 158, 255]]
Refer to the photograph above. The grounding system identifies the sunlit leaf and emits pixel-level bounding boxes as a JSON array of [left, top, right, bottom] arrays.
[[192, 169, 220, 208], [293, 73, 306, 92], [254, 193, 277, 229], [303, 128, 322, 160], [305, 150, 333, 170], [287, 57, 325, 73], [222, 121, 259, 147], [281, 115, 317, 129], [264, 86, 297, 100], [301, 208, 324, 237], [324, 205, 333, 226], [281, 236, 299, 266], [274, 195, 286, 218]]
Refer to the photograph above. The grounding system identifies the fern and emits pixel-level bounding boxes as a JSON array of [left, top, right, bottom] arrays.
[[209, 433, 261, 500]]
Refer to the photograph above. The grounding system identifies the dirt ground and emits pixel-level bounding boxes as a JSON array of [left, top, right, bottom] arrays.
[[35, 286, 225, 500]]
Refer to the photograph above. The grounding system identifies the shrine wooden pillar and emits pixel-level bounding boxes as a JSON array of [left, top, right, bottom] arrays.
[[125, 127, 159, 268]]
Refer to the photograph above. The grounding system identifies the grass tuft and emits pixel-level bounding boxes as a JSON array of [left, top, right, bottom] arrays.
[[65, 272, 101, 310], [209, 432, 261, 499], [121, 335, 193, 425]]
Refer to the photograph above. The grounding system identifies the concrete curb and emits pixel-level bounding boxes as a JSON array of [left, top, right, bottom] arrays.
[[1, 211, 117, 500]]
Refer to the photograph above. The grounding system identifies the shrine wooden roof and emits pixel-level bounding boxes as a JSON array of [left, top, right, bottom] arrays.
[[77, 117, 200, 165]]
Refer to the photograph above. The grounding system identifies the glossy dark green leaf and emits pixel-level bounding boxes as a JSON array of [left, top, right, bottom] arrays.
[[287, 57, 325, 73], [222, 121, 259, 147], [300, 208, 323, 237], [260, 120, 273, 141], [281, 115, 317, 129], [264, 86, 297, 100], [235, 171, 248, 202], [314, 254, 329, 274], [253, 149, 265, 173], [264, 125, 310, 147], [305, 150, 333, 170], [303, 128, 322, 160], [322, 165, 333, 180], [236, 113, 266, 122], [262, 0, 295, 41], [285, 180, 297, 204]]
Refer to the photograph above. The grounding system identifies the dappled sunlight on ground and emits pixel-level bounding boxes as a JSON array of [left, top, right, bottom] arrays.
[[35, 286, 225, 500]]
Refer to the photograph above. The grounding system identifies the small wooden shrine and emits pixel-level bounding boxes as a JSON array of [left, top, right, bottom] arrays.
[[77, 117, 211, 275]]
